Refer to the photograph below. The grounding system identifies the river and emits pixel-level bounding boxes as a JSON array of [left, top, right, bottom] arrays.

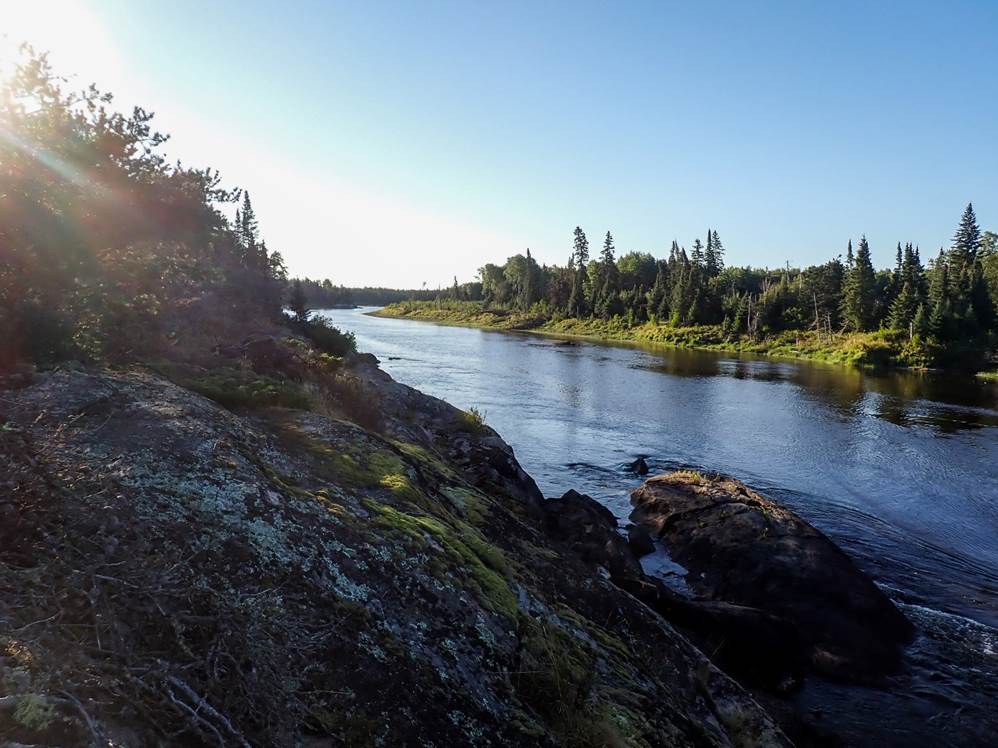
[[321, 306, 998, 746]]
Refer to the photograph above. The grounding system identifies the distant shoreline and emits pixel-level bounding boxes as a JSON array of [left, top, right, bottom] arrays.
[[370, 301, 996, 376]]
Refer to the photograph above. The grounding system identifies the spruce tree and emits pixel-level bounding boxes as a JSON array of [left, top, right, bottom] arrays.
[[690, 238, 704, 267], [600, 231, 615, 265], [708, 230, 724, 276], [928, 249, 953, 340], [573, 226, 590, 266], [952, 203, 981, 263], [840, 236, 876, 331], [289, 279, 310, 323]]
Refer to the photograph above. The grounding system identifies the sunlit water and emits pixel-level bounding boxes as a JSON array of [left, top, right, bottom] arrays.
[[321, 307, 998, 746]]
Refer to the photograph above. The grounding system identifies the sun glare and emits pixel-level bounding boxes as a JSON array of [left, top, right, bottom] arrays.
[[0, 1, 120, 86]]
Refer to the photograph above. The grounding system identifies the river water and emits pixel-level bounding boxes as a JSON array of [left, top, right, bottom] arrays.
[[321, 307, 998, 746]]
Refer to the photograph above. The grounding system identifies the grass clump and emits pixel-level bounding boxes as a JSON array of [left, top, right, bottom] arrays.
[[457, 407, 488, 434]]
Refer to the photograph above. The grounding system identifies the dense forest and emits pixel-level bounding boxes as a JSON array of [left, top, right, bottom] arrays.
[[408, 215, 998, 368], [0, 48, 354, 372]]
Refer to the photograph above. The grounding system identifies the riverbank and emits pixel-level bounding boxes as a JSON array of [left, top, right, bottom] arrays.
[[374, 301, 926, 368]]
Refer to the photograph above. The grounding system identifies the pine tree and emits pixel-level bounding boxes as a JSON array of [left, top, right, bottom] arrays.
[[690, 239, 704, 267], [648, 268, 667, 321], [928, 249, 953, 340], [573, 227, 589, 267], [845, 239, 854, 269], [707, 230, 724, 276], [840, 236, 876, 331], [952, 203, 981, 264], [888, 243, 925, 333], [567, 268, 586, 318], [600, 231, 615, 265], [289, 279, 310, 322]]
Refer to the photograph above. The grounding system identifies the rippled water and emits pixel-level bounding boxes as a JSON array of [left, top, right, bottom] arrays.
[[322, 307, 998, 746]]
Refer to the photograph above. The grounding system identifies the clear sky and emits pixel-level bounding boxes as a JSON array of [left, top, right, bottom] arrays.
[[3, 1, 997, 287]]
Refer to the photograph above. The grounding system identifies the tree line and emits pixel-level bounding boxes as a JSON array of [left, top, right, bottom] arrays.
[[289, 279, 441, 308], [446, 208, 997, 365]]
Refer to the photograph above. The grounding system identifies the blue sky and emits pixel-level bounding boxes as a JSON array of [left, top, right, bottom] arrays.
[[4, 1, 997, 286]]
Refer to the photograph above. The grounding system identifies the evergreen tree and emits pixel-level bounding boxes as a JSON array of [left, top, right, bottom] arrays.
[[573, 227, 590, 266], [690, 238, 704, 267], [928, 249, 954, 340], [648, 268, 667, 321], [289, 279, 310, 322], [567, 268, 586, 318], [706, 230, 724, 276], [952, 203, 981, 263], [600, 231, 616, 265], [888, 244, 925, 333], [840, 236, 876, 330]]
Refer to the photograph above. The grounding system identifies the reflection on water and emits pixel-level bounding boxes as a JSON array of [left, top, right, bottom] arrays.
[[321, 307, 998, 746]]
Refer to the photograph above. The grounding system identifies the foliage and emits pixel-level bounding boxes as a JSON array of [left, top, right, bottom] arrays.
[[393, 210, 996, 370], [290, 315, 357, 357], [457, 406, 488, 434], [0, 48, 287, 371]]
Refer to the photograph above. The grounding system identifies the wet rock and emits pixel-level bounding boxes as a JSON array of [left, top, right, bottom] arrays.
[[628, 456, 650, 475], [626, 524, 656, 557], [540, 490, 642, 581], [631, 472, 915, 682]]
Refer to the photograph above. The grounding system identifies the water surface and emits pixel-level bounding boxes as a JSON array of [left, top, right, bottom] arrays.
[[322, 307, 998, 746]]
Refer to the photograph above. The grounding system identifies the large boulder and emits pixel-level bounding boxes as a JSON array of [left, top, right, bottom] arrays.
[[0, 370, 789, 747], [631, 472, 915, 681]]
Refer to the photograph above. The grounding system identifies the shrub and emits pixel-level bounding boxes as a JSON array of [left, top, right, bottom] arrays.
[[291, 317, 357, 357]]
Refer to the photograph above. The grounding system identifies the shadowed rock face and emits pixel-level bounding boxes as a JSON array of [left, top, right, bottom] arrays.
[[0, 366, 789, 747], [631, 473, 915, 682]]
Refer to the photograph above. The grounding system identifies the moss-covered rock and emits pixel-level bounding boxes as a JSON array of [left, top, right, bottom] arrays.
[[0, 365, 788, 747]]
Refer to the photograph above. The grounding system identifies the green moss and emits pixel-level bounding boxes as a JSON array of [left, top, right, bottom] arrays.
[[273, 420, 414, 495], [977, 370, 998, 382], [379, 473, 422, 502], [393, 441, 460, 481], [369, 503, 517, 621], [439, 485, 489, 524]]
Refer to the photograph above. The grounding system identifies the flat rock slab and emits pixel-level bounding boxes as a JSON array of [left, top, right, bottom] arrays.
[[631, 472, 915, 681]]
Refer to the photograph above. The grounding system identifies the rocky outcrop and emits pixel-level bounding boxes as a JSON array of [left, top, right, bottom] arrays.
[[631, 472, 915, 682], [0, 366, 789, 747], [539, 490, 809, 693]]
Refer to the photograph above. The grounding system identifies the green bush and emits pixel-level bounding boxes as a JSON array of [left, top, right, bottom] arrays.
[[291, 317, 357, 357]]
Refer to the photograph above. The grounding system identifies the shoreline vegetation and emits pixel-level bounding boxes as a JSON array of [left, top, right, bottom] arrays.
[[373, 300, 997, 371], [347, 215, 998, 375]]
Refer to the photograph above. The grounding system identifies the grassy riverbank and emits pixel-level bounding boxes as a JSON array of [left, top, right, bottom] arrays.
[[374, 300, 933, 368]]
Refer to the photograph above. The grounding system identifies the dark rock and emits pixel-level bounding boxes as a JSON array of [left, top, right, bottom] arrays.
[[631, 472, 915, 682], [541, 490, 641, 581], [628, 456, 650, 475], [539, 490, 808, 691], [626, 524, 655, 557], [614, 574, 809, 692]]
